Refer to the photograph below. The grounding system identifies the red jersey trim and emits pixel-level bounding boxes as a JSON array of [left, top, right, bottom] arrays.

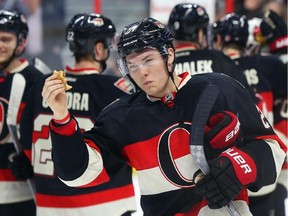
[[49, 117, 77, 136], [0, 169, 17, 181], [36, 184, 135, 208], [255, 134, 287, 153]]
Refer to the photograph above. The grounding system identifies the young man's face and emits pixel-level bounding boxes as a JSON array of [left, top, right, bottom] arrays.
[[126, 48, 173, 97], [0, 31, 17, 65]]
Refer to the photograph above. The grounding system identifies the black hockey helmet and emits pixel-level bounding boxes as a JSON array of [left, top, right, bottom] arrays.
[[117, 17, 174, 76], [117, 17, 174, 58], [167, 3, 209, 42], [212, 13, 249, 47], [0, 10, 28, 44], [66, 13, 116, 55]]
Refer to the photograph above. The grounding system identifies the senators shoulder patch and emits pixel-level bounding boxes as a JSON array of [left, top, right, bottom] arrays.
[[114, 77, 136, 95]]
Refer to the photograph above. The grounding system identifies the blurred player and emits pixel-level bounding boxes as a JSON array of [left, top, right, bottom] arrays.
[[260, 10, 288, 216], [0, 9, 43, 216], [11, 13, 137, 216], [167, 3, 253, 96], [211, 12, 287, 216]]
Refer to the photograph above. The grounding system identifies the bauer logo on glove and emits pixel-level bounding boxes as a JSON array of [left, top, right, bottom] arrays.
[[53, 70, 72, 91]]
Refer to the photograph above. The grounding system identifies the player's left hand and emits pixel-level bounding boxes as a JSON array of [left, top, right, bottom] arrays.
[[194, 156, 242, 209], [8, 151, 34, 180], [194, 147, 257, 209]]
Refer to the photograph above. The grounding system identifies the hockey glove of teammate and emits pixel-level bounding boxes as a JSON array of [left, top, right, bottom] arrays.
[[194, 147, 257, 209], [204, 111, 241, 160], [260, 10, 287, 53], [8, 151, 34, 180]]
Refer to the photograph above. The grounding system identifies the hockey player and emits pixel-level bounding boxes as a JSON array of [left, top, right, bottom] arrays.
[[211, 12, 287, 216], [167, 3, 252, 95], [260, 9, 288, 142], [42, 17, 286, 216], [0, 10, 43, 216], [10, 13, 137, 216], [260, 10, 288, 216]]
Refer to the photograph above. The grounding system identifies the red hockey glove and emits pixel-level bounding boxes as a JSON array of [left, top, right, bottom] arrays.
[[260, 10, 288, 53], [8, 152, 34, 180], [204, 111, 241, 160], [194, 147, 257, 209]]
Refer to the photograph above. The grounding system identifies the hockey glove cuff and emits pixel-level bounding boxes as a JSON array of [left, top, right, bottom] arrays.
[[204, 111, 241, 160], [220, 147, 257, 186]]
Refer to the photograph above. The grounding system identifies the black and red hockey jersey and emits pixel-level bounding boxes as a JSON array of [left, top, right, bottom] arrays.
[[174, 44, 255, 100], [20, 67, 137, 215], [49, 72, 286, 216], [233, 54, 287, 140], [0, 59, 42, 204]]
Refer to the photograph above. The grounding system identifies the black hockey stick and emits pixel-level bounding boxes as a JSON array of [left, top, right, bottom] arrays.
[[7, 73, 36, 201], [189, 83, 240, 216]]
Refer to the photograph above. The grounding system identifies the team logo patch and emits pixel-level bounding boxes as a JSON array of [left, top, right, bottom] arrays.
[[197, 7, 205, 16], [91, 18, 104, 26], [163, 93, 174, 103], [154, 21, 164, 29], [114, 77, 136, 95], [158, 123, 195, 187]]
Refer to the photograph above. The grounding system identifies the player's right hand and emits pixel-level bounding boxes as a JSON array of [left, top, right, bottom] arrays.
[[42, 74, 69, 120]]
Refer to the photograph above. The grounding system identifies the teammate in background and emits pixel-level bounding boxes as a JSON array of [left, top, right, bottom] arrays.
[[12, 13, 137, 216], [211, 12, 287, 216], [0, 10, 42, 216], [260, 9, 288, 141], [167, 3, 254, 98], [167, 3, 260, 115], [41, 17, 286, 215], [260, 10, 288, 216]]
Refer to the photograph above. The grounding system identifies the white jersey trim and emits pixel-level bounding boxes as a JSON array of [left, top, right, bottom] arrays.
[[137, 154, 199, 195], [198, 200, 252, 216], [36, 196, 137, 216], [60, 143, 103, 186], [0, 181, 33, 203]]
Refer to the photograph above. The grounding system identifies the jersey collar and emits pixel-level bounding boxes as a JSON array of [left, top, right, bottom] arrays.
[[65, 65, 100, 75], [147, 72, 191, 106]]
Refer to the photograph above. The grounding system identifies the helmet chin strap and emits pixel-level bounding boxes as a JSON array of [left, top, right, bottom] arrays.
[[165, 57, 178, 92], [94, 59, 107, 72], [92, 45, 109, 73]]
